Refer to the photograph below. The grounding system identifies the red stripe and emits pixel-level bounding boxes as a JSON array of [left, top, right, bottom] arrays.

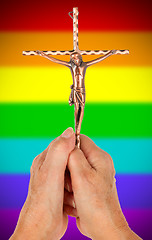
[[0, 0, 152, 31]]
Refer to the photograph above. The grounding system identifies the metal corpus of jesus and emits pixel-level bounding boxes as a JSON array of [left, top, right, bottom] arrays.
[[23, 7, 129, 148]]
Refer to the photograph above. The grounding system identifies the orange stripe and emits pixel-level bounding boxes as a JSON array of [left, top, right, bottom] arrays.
[[0, 32, 152, 66]]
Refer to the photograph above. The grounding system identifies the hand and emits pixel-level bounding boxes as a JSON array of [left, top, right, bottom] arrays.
[[36, 50, 46, 57], [66, 135, 142, 240], [10, 127, 75, 240], [111, 49, 117, 55]]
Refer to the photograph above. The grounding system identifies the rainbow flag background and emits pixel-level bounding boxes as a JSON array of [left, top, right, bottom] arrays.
[[0, 0, 152, 239]]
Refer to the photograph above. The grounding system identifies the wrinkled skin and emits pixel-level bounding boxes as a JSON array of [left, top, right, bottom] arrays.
[[64, 135, 142, 239], [10, 128, 142, 240], [10, 128, 75, 240]]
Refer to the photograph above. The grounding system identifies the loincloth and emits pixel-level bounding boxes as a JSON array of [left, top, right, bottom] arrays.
[[69, 84, 85, 106]]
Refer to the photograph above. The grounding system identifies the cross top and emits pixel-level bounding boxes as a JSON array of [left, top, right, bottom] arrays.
[[23, 7, 129, 56], [23, 7, 129, 148]]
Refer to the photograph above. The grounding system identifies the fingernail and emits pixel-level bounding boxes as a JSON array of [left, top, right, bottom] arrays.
[[72, 200, 76, 208], [62, 127, 74, 138], [67, 182, 70, 192]]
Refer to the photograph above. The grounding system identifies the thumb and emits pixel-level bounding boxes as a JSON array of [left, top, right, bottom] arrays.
[[80, 134, 114, 171], [67, 148, 94, 217], [68, 147, 93, 191], [43, 127, 75, 179]]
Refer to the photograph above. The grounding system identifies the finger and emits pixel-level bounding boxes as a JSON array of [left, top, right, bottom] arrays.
[[31, 136, 61, 174], [68, 147, 93, 188], [64, 189, 75, 208], [30, 145, 50, 174], [80, 134, 114, 171], [36, 50, 40, 55], [68, 147, 98, 218], [42, 127, 75, 189], [63, 204, 77, 217], [80, 134, 101, 159], [64, 168, 73, 192]]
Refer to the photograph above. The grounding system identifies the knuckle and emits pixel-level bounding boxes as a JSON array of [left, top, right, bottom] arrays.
[[30, 154, 39, 173], [104, 151, 112, 161], [104, 152, 115, 176], [30, 165, 33, 175], [97, 148, 116, 176], [33, 154, 39, 162], [93, 146, 104, 158]]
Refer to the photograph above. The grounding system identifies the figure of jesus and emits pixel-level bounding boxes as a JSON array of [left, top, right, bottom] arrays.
[[36, 50, 116, 147]]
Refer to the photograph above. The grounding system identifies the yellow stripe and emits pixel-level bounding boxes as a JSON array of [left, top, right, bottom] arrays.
[[0, 67, 152, 102], [0, 32, 152, 66]]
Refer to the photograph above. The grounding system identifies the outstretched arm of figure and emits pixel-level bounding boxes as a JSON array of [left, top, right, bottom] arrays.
[[86, 50, 116, 67], [36, 50, 70, 67]]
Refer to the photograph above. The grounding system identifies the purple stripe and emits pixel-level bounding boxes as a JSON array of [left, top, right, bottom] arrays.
[[0, 209, 152, 240], [0, 174, 30, 209], [116, 174, 152, 208], [123, 209, 152, 240], [0, 174, 152, 208], [0, 209, 20, 240]]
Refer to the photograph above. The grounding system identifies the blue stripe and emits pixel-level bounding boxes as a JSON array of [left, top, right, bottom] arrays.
[[0, 138, 152, 173], [0, 174, 152, 209]]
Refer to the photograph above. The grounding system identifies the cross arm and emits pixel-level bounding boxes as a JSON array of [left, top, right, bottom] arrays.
[[22, 50, 73, 56], [85, 50, 115, 67], [85, 49, 129, 67], [22, 50, 73, 67], [35, 51, 71, 67], [81, 49, 129, 55]]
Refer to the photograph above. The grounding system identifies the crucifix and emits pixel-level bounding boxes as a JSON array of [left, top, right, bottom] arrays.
[[23, 7, 129, 148]]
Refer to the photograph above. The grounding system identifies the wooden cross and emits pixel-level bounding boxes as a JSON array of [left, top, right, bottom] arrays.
[[23, 7, 129, 148], [23, 7, 129, 56]]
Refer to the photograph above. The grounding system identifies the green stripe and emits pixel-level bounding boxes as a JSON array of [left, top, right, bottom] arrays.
[[0, 103, 152, 137]]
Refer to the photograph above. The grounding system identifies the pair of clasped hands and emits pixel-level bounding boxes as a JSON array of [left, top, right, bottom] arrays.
[[11, 128, 141, 240]]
